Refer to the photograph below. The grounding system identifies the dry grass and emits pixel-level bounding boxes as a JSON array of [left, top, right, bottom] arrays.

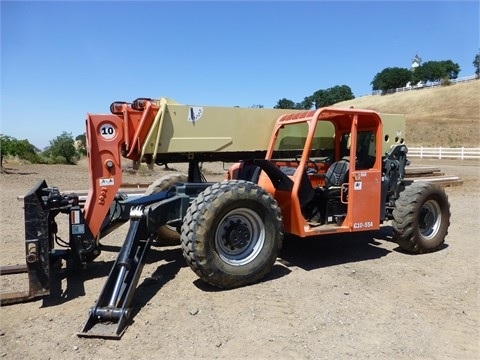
[[334, 80, 480, 147]]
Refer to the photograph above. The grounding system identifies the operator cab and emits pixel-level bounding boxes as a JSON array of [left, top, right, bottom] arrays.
[[254, 108, 383, 237]]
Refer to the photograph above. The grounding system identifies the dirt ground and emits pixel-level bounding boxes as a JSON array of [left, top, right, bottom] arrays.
[[0, 158, 478, 360]]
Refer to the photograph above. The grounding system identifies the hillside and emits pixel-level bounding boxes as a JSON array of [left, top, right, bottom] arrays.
[[334, 80, 480, 147]]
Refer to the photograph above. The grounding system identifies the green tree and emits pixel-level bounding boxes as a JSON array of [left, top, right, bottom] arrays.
[[44, 131, 78, 164], [311, 85, 355, 108], [473, 50, 480, 78], [274, 98, 297, 109], [275, 85, 355, 110], [0, 134, 39, 170], [75, 133, 87, 156], [441, 60, 460, 79], [297, 96, 314, 110], [17, 139, 41, 163], [310, 89, 329, 108], [412, 60, 460, 83], [371, 67, 413, 94], [1, 135, 15, 165]]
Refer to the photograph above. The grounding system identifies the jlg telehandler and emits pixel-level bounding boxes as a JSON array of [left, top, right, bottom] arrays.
[[0, 98, 450, 339]]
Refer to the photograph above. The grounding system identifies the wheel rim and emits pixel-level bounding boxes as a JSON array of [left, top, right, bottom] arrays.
[[419, 199, 442, 240], [215, 208, 265, 266]]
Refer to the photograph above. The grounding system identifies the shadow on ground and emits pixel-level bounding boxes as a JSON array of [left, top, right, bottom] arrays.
[[0, 166, 37, 175], [277, 226, 394, 271], [39, 226, 405, 339], [43, 226, 398, 308]]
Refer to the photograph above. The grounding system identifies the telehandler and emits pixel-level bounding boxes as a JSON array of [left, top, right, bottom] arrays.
[[0, 98, 450, 339]]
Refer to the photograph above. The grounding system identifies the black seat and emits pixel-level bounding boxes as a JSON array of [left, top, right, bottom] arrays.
[[237, 162, 261, 183], [325, 160, 349, 186], [320, 160, 349, 198]]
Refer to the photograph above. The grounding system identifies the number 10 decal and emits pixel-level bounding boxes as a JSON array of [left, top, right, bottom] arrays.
[[99, 123, 116, 140]]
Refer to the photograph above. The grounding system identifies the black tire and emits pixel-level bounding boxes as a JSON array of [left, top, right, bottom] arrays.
[[392, 182, 450, 253], [181, 180, 283, 289], [144, 173, 188, 246]]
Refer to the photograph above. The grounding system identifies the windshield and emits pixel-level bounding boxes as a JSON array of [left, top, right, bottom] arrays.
[[271, 121, 335, 160]]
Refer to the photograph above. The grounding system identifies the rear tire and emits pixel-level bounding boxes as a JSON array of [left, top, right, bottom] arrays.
[[392, 182, 450, 253], [181, 180, 283, 289], [144, 173, 188, 246]]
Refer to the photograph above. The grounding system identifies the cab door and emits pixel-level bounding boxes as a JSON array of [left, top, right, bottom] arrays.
[[344, 119, 382, 231]]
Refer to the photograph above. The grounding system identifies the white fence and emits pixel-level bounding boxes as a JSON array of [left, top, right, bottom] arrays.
[[372, 74, 478, 95], [394, 75, 477, 93], [408, 147, 480, 160]]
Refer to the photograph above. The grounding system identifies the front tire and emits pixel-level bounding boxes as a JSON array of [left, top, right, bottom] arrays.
[[392, 182, 450, 253], [181, 180, 283, 289]]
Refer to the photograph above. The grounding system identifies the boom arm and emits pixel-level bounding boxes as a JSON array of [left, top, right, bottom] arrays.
[[83, 114, 126, 239]]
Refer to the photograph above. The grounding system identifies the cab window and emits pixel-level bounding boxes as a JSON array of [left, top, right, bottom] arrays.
[[340, 131, 376, 169]]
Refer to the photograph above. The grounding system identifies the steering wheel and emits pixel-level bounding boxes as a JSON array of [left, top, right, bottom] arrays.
[[295, 155, 319, 174]]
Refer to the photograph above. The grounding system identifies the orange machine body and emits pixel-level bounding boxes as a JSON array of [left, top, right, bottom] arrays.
[[257, 107, 383, 238], [83, 100, 161, 239], [83, 100, 384, 241]]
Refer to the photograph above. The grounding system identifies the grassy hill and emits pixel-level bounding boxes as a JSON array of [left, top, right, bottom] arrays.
[[334, 80, 480, 147]]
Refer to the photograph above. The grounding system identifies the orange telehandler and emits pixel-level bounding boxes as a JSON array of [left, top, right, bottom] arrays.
[[0, 98, 450, 339]]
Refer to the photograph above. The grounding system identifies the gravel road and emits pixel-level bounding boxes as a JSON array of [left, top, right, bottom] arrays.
[[0, 159, 478, 360]]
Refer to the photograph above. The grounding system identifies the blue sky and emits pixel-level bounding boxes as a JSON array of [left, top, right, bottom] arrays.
[[1, 1, 479, 149]]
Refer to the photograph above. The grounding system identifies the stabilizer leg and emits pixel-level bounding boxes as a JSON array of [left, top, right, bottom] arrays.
[[78, 206, 152, 339]]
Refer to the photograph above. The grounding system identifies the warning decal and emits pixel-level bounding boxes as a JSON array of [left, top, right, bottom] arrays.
[[188, 106, 204, 122]]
